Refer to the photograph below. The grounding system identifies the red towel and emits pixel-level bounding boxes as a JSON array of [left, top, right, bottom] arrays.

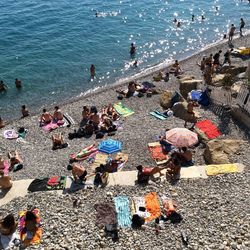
[[195, 120, 221, 139], [148, 145, 167, 161]]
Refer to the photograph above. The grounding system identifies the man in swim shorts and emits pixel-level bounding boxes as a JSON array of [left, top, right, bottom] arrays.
[[67, 164, 88, 182], [228, 24, 236, 43]]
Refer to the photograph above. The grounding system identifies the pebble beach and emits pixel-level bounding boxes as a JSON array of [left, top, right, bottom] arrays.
[[0, 34, 250, 249]]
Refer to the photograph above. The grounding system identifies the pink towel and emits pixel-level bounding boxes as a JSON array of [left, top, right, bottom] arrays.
[[42, 122, 59, 132], [0, 160, 10, 175]]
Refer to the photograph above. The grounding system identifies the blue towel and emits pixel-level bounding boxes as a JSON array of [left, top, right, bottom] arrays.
[[114, 196, 132, 227], [150, 111, 168, 120]]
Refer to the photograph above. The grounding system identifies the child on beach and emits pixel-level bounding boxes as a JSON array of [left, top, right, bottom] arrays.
[[21, 105, 29, 118]]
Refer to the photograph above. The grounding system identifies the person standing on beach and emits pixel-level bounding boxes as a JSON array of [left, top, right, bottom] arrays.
[[213, 50, 222, 70], [90, 64, 95, 80], [130, 43, 136, 56], [240, 18, 245, 37], [223, 49, 233, 66], [15, 78, 22, 89], [228, 24, 236, 43]]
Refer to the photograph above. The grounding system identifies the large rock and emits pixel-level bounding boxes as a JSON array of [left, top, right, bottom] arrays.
[[171, 102, 197, 123], [204, 139, 245, 164], [220, 65, 247, 76], [179, 79, 202, 99], [160, 91, 174, 109]]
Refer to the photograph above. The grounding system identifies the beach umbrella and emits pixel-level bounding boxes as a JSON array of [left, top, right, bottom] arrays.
[[98, 139, 122, 154], [165, 128, 198, 148]]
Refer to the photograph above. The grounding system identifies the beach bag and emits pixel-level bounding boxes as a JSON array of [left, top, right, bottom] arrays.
[[105, 223, 119, 242]]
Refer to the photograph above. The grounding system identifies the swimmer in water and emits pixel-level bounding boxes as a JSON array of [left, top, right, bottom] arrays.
[[133, 60, 138, 67], [130, 43, 136, 56], [201, 15, 205, 21], [0, 80, 7, 92], [177, 21, 181, 27], [173, 18, 177, 23], [90, 64, 96, 79], [15, 78, 22, 89], [192, 15, 194, 21]]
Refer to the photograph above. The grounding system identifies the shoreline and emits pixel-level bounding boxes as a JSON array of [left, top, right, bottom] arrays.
[[3, 31, 250, 123]]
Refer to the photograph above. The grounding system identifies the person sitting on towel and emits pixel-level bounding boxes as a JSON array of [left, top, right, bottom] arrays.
[[52, 106, 63, 122], [0, 214, 18, 236], [136, 165, 165, 184], [8, 151, 23, 171], [51, 133, 67, 150], [159, 135, 173, 153], [184, 101, 198, 128], [39, 108, 52, 125], [0, 170, 12, 189], [179, 147, 194, 166], [67, 164, 88, 182], [166, 158, 181, 180], [89, 110, 100, 130]]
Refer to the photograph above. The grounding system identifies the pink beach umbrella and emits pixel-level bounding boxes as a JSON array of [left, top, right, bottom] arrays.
[[165, 128, 198, 148]]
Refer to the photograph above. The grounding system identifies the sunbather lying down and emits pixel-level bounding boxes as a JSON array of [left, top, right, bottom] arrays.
[[51, 133, 68, 150], [8, 150, 23, 171], [70, 144, 98, 162]]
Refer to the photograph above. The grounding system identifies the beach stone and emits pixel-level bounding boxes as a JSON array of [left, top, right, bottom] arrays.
[[204, 139, 244, 164], [179, 79, 201, 99], [160, 91, 174, 109], [171, 102, 197, 123]]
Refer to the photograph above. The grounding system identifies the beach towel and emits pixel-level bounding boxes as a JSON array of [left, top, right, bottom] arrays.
[[19, 209, 42, 246], [27, 178, 50, 192], [115, 153, 129, 171], [148, 142, 168, 165], [46, 176, 67, 190], [70, 144, 98, 161], [0, 160, 10, 175], [142, 81, 156, 89], [150, 111, 168, 120], [132, 197, 151, 218], [42, 122, 59, 132], [62, 113, 76, 127], [90, 153, 108, 170], [94, 202, 117, 228], [114, 196, 132, 227], [206, 164, 239, 176], [144, 192, 161, 222], [3, 129, 19, 139], [114, 102, 134, 117], [195, 120, 221, 140]]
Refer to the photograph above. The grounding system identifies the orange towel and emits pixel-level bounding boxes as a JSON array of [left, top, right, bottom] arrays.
[[144, 192, 161, 222]]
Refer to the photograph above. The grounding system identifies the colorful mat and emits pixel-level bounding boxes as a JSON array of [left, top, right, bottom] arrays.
[[144, 192, 161, 222], [114, 102, 134, 117], [46, 176, 67, 190], [195, 120, 221, 140], [114, 196, 132, 227], [150, 111, 168, 120], [206, 164, 238, 176], [148, 142, 168, 165], [42, 122, 59, 132], [19, 209, 42, 246]]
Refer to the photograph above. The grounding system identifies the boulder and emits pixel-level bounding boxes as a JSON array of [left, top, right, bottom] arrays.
[[160, 91, 174, 109], [179, 79, 202, 99], [204, 139, 245, 164], [220, 65, 247, 76], [171, 102, 197, 123]]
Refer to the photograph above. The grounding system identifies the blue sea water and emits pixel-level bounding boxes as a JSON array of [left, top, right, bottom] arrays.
[[0, 0, 249, 119]]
